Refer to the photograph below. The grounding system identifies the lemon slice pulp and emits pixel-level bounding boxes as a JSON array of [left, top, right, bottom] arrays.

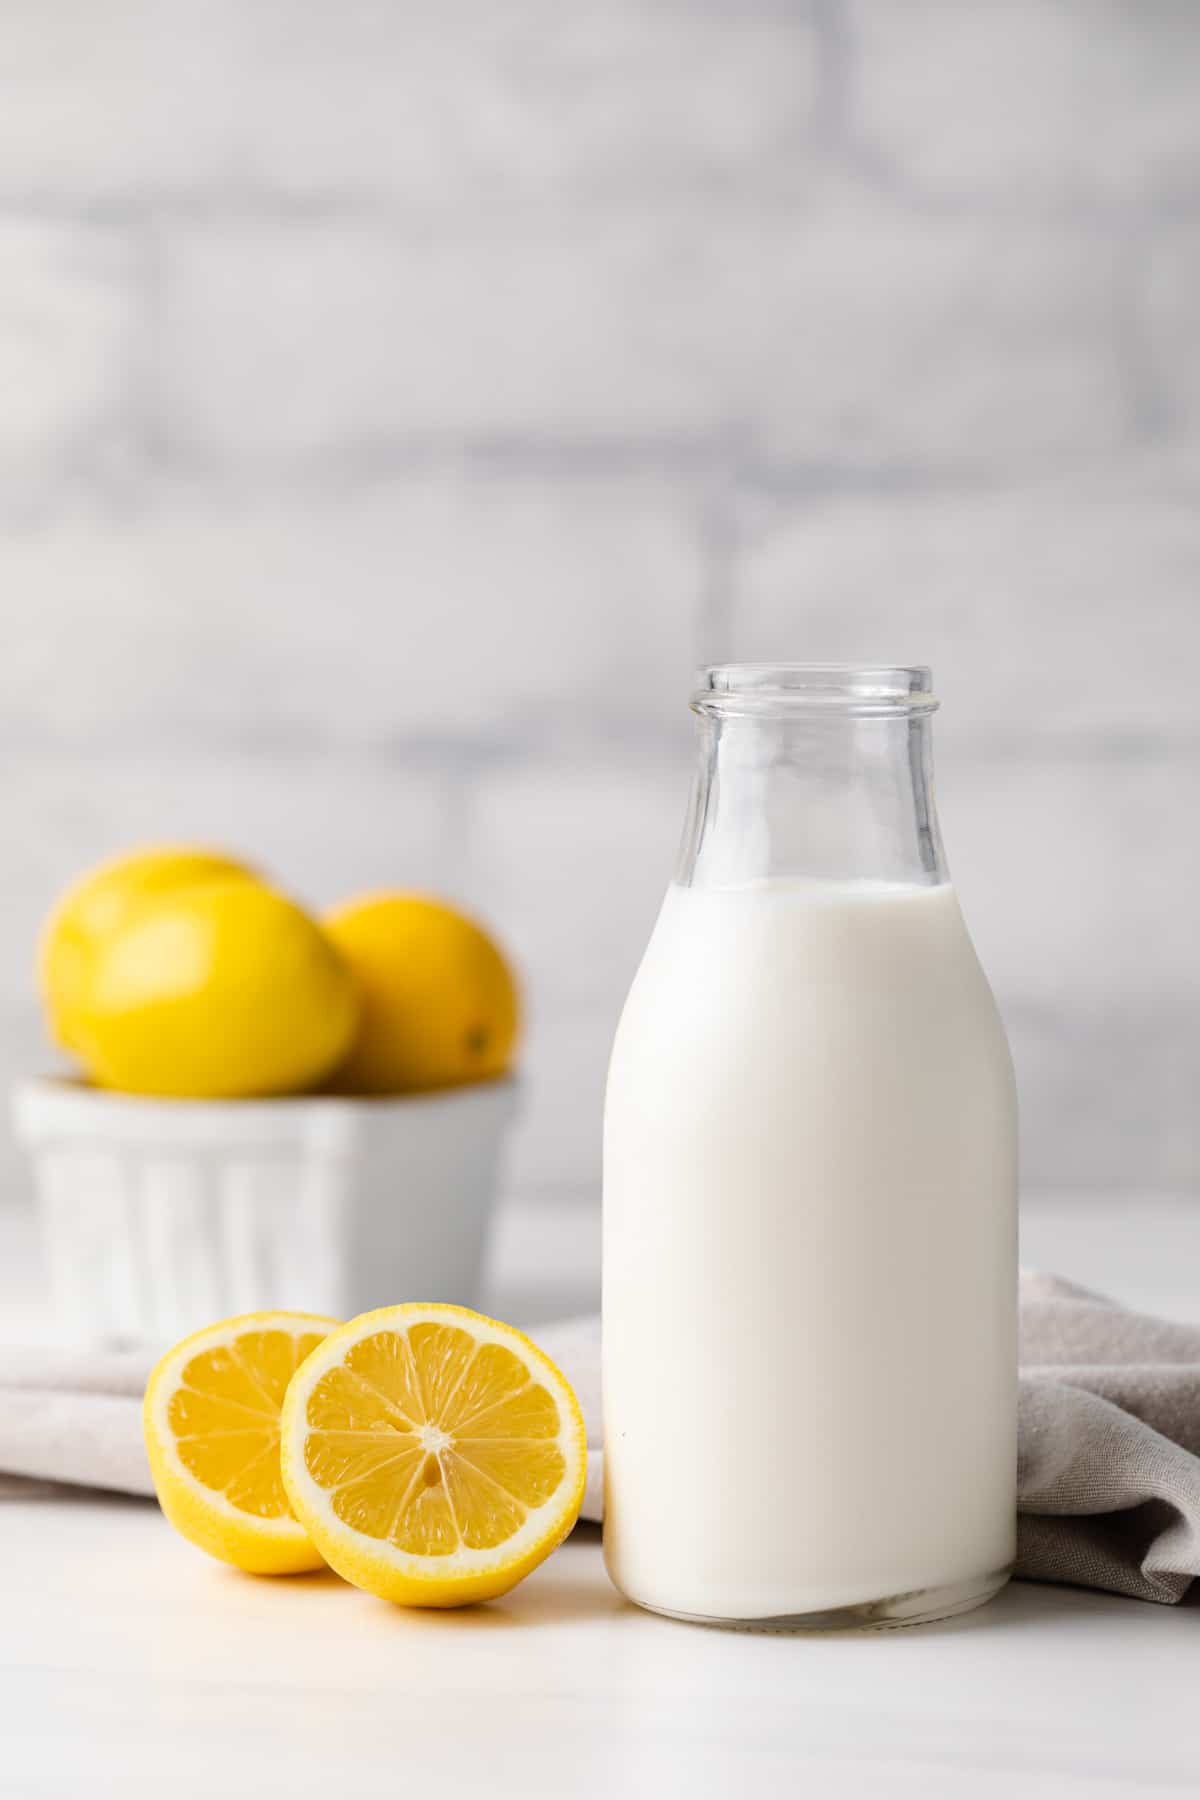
[[280, 1303, 586, 1606], [144, 1311, 337, 1574]]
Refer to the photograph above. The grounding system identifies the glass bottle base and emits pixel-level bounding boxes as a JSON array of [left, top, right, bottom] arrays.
[[631, 1566, 1012, 1634]]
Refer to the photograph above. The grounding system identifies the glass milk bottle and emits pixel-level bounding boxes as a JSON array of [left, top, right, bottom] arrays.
[[603, 665, 1017, 1629]]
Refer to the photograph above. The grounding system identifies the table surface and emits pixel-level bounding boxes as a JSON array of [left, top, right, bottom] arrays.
[[3, 1188, 1200, 1799]]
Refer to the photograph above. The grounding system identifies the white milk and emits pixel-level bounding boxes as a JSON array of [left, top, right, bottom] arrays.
[[603, 877, 1017, 1624]]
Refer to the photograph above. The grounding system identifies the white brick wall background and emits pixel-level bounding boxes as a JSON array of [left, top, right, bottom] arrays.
[[1, 0, 1198, 1205]]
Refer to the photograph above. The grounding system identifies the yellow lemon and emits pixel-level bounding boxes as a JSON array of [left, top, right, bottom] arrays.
[[75, 879, 359, 1098], [280, 1303, 587, 1607], [39, 845, 254, 1051], [144, 1311, 339, 1574], [324, 893, 519, 1094]]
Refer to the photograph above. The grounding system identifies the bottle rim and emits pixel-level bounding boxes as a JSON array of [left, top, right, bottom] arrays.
[[692, 663, 939, 718]]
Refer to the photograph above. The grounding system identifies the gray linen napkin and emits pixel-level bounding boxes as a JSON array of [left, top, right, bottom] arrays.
[[2, 1274, 1198, 1604], [1016, 1272, 1200, 1603], [0, 1346, 153, 1499]]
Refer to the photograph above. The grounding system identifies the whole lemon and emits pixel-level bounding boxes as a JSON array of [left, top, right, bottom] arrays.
[[75, 879, 359, 1099], [39, 846, 254, 1052], [324, 893, 519, 1094]]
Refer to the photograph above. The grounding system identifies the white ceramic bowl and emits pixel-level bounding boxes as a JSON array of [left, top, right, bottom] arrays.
[[12, 1076, 519, 1350]]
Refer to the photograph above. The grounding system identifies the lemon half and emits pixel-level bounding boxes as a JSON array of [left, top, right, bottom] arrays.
[[144, 1311, 339, 1574], [280, 1304, 586, 1607]]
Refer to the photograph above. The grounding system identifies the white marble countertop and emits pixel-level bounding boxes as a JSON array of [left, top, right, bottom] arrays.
[[3, 1188, 1199, 1798]]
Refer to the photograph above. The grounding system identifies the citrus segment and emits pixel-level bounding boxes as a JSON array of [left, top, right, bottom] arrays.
[[144, 1311, 338, 1573], [280, 1304, 586, 1606]]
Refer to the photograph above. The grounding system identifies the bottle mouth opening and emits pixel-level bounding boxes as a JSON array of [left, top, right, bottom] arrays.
[[692, 663, 939, 719]]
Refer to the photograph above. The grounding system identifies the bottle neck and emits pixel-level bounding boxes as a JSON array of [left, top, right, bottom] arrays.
[[676, 708, 947, 891]]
